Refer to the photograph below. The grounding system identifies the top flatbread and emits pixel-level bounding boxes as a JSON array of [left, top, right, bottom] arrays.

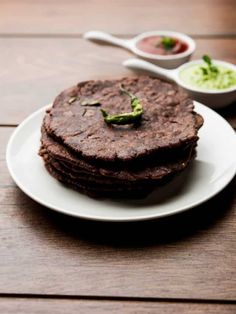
[[45, 76, 203, 162]]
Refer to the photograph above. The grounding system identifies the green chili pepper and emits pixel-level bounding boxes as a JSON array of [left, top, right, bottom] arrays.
[[161, 37, 176, 50], [101, 84, 143, 125], [202, 54, 219, 75]]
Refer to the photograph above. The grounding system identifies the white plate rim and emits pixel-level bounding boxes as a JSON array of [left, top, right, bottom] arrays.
[[6, 102, 236, 222]]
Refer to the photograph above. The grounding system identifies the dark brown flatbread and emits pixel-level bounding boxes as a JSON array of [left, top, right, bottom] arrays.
[[44, 161, 154, 199], [43, 151, 196, 199], [39, 76, 203, 199], [40, 146, 196, 188], [45, 76, 203, 162], [40, 127, 197, 181]]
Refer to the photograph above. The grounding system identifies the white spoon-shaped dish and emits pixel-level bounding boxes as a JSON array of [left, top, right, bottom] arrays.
[[123, 58, 236, 109], [84, 30, 195, 69]]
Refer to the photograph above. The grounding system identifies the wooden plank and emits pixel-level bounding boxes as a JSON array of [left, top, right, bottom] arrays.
[[0, 129, 236, 300], [0, 38, 236, 126], [0, 0, 235, 36], [0, 128, 14, 186], [0, 298, 235, 314], [0, 37, 132, 126]]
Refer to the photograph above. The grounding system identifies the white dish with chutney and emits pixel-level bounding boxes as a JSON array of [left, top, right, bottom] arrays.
[[84, 30, 195, 69], [123, 56, 236, 108]]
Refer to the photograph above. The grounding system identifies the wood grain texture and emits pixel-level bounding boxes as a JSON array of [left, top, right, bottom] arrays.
[[0, 298, 235, 314], [0, 0, 235, 36], [0, 127, 14, 187], [0, 38, 236, 126], [0, 129, 236, 300], [1, 0, 236, 308]]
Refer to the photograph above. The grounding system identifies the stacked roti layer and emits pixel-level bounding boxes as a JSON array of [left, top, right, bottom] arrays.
[[39, 76, 203, 198]]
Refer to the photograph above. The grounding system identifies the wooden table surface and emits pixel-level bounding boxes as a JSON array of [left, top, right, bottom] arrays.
[[0, 1, 236, 313]]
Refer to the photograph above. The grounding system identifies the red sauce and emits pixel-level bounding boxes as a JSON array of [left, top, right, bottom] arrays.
[[136, 36, 188, 55]]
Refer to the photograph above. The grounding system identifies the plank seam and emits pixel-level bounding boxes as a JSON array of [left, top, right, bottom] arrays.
[[0, 34, 236, 39], [0, 294, 235, 304]]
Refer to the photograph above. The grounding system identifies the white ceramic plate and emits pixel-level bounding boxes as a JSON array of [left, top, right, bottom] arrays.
[[6, 102, 236, 222]]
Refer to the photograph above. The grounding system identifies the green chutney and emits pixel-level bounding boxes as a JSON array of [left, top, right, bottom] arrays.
[[180, 63, 236, 90]]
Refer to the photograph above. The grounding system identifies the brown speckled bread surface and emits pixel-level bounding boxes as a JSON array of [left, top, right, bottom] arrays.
[[39, 76, 203, 198]]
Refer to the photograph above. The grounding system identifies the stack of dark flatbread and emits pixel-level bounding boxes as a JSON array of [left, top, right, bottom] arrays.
[[39, 76, 203, 198]]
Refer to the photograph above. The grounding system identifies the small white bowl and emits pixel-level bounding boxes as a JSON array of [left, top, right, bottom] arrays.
[[131, 30, 196, 69], [176, 60, 236, 109], [123, 58, 236, 109], [84, 30, 196, 69]]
